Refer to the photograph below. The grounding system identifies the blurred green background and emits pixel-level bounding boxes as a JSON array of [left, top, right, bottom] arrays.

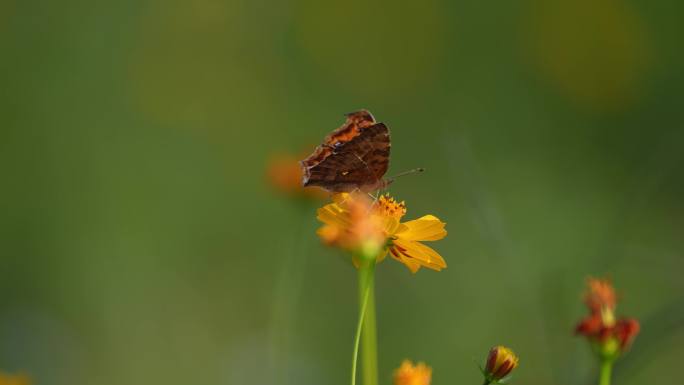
[[1, 0, 683, 384]]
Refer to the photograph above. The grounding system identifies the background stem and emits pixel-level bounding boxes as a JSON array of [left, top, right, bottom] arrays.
[[268, 204, 311, 384]]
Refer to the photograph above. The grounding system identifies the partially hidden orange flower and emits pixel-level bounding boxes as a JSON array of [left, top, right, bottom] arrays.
[[575, 277, 640, 355], [394, 360, 432, 385], [266, 153, 329, 200], [0, 372, 30, 385], [316, 192, 447, 273]]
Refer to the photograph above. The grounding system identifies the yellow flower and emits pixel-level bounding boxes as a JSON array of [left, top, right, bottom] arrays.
[[394, 360, 432, 385], [0, 372, 30, 385], [317, 193, 447, 273], [484, 346, 519, 383]]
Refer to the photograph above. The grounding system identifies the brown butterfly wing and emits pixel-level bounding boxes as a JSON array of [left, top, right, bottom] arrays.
[[301, 110, 376, 172], [323, 110, 376, 145], [303, 123, 390, 192]]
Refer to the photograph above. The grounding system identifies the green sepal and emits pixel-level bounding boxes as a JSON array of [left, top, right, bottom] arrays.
[[477, 363, 513, 385]]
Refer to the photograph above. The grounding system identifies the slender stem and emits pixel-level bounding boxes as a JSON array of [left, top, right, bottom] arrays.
[[351, 276, 371, 385], [360, 263, 378, 385], [598, 359, 613, 385]]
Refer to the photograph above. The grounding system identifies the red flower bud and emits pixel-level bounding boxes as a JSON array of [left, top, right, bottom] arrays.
[[484, 346, 519, 382]]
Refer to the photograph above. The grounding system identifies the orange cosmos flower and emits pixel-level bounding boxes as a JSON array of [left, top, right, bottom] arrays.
[[575, 277, 640, 357], [316, 192, 447, 273], [394, 360, 432, 385]]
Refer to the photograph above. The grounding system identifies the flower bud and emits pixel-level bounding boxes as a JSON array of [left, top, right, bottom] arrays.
[[484, 346, 519, 383]]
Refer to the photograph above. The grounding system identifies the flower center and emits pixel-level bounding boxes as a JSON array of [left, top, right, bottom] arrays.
[[375, 194, 407, 220]]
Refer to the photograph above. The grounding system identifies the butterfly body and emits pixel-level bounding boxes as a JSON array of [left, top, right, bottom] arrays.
[[301, 110, 391, 192]]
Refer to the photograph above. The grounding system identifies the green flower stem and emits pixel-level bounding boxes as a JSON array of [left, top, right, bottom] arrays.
[[360, 262, 378, 385], [598, 359, 613, 385], [351, 274, 370, 385], [351, 259, 378, 385]]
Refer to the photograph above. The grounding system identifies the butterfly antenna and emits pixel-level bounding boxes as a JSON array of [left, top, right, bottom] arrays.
[[387, 168, 425, 181]]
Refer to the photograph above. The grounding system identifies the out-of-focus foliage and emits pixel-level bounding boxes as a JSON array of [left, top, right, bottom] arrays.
[[1, 1, 683, 384]]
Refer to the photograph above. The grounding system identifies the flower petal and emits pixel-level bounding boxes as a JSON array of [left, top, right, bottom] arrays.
[[383, 216, 402, 235], [389, 247, 421, 273], [332, 192, 351, 205], [395, 215, 446, 241], [392, 239, 447, 272], [316, 204, 349, 227], [316, 225, 341, 245]]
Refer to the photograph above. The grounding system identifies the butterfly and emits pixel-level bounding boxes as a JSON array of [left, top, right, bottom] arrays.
[[300, 110, 392, 192]]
